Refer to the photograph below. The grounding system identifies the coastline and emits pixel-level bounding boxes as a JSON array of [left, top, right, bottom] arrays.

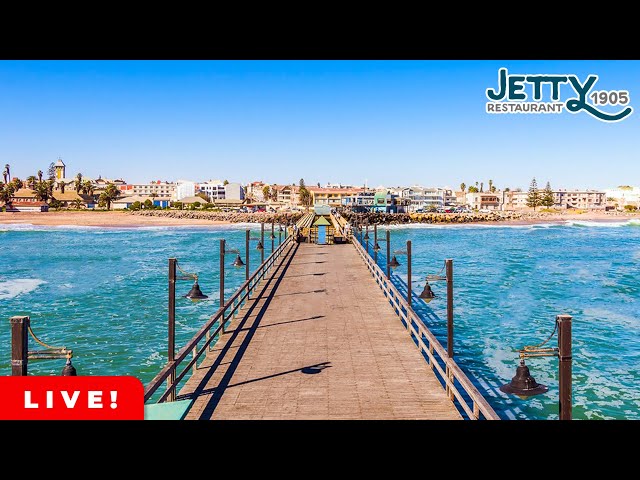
[[1, 209, 637, 228]]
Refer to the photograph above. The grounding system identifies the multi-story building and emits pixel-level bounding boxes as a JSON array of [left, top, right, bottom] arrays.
[[553, 189, 605, 209], [198, 180, 226, 201], [246, 181, 268, 201], [174, 181, 196, 201], [119, 181, 176, 198], [223, 182, 245, 201], [466, 192, 503, 210], [341, 191, 376, 211], [307, 187, 364, 208], [401, 186, 452, 211]]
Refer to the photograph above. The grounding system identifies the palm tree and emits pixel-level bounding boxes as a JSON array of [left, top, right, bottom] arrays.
[[82, 180, 94, 196], [12, 178, 23, 190], [0, 182, 14, 205], [4, 164, 10, 182], [75, 173, 83, 193], [34, 181, 50, 202], [488, 179, 493, 192], [98, 183, 120, 210], [26, 176, 37, 189], [72, 198, 84, 210], [37, 170, 43, 183], [2, 167, 7, 184], [480, 182, 484, 192], [460, 182, 466, 193], [262, 185, 271, 201]]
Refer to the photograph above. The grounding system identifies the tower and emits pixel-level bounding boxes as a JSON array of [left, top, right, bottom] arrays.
[[54, 158, 65, 180]]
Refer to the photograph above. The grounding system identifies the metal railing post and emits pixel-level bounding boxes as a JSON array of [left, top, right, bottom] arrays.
[[220, 239, 225, 334], [261, 222, 265, 264], [407, 240, 412, 308], [386, 230, 391, 279], [446, 259, 453, 358], [374, 224, 378, 265]]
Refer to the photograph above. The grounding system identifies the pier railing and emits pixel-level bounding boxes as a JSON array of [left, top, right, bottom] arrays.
[[351, 236, 500, 420], [144, 233, 296, 403]]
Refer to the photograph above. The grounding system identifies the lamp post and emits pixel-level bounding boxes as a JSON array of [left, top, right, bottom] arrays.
[[10, 315, 77, 376], [417, 259, 454, 358], [260, 222, 265, 264], [500, 314, 573, 420], [270, 221, 276, 253]]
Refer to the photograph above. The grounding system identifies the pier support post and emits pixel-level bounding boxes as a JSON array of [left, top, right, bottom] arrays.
[[168, 258, 176, 401], [220, 239, 225, 334], [271, 222, 275, 253], [374, 224, 378, 265], [407, 240, 412, 308], [10, 315, 29, 376], [446, 259, 453, 358], [557, 314, 572, 420]]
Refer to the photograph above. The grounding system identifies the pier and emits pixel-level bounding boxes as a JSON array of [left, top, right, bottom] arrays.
[[144, 213, 499, 420]]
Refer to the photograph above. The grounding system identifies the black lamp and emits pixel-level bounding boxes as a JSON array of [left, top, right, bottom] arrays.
[[232, 254, 245, 267], [61, 358, 77, 376], [373, 242, 381, 251], [388, 255, 400, 268], [418, 280, 436, 303], [185, 277, 208, 300], [499, 359, 548, 399], [256, 241, 264, 250]]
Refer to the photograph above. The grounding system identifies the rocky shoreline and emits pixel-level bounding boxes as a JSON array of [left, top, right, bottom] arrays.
[[130, 209, 634, 225]]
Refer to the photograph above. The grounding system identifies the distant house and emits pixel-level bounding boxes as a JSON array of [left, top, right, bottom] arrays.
[[113, 195, 172, 209], [52, 191, 96, 209], [5, 201, 49, 212], [9, 188, 38, 203]]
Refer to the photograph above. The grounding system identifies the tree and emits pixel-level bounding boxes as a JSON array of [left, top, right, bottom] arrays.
[[541, 181, 555, 208], [262, 185, 271, 201], [143, 199, 153, 209], [34, 181, 50, 202], [0, 182, 14, 205], [480, 182, 484, 192], [460, 183, 466, 193], [4, 164, 10, 182], [299, 178, 306, 188], [75, 173, 83, 193], [130, 201, 141, 211], [270, 188, 278, 202], [72, 198, 84, 210], [468, 186, 479, 193], [26, 176, 37, 189], [37, 170, 43, 183], [172, 202, 183, 210], [47, 162, 56, 181], [98, 183, 120, 210], [488, 179, 493, 192], [2, 166, 7, 184], [82, 180, 94, 196], [298, 186, 311, 209], [504, 187, 510, 192], [526, 177, 540, 210], [11, 178, 24, 190], [490, 185, 497, 193], [223, 179, 229, 185], [317, 182, 321, 187]]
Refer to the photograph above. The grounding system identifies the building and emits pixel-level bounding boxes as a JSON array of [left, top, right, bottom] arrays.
[[119, 181, 176, 198], [466, 192, 502, 210], [401, 186, 452, 212], [198, 180, 226, 201], [604, 186, 640, 209], [113, 195, 171, 209], [5, 201, 49, 212], [54, 158, 65, 180], [553, 189, 605, 209], [224, 182, 245, 201], [307, 187, 364, 208], [246, 181, 268, 201], [52, 190, 97, 209], [341, 191, 376, 211], [174, 181, 196, 201]]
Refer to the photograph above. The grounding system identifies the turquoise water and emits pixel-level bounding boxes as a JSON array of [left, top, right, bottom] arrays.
[[2, 220, 639, 419]]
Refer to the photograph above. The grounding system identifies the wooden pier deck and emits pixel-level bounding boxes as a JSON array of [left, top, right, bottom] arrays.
[[178, 241, 461, 420]]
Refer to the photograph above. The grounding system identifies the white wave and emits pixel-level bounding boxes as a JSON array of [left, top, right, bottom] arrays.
[[582, 307, 639, 330], [563, 219, 634, 228], [0, 279, 46, 300], [377, 222, 561, 231]]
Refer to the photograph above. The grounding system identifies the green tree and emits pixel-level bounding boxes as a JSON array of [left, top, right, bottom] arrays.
[[504, 187, 510, 192], [34, 181, 50, 202], [488, 179, 493, 192], [299, 178, 306, 188], [270, 188, 278, 202], [299, 186, 311, 208], [98, 183, 120, 210], [526, 177, 540, 210], [468, 186, 479, 193], [82, 180, 94, 196], [130, 201, 141, 211], [172, 201, 183, 210], [0, 182, 15, 205], [143, 199, 153, 209], [624, 205, 638, 211], [26, 176, 37, 189], [49, 198, 62, 210], [75, 173, 83, 193], [11, 178, 23, 190], [47, 162, 56, 181], [223, 179, 229, 185], [37, 170, 43, 183], [460, 182, 466, 193], [490, 185, 497, 193], [541, 181, 555, 207], [72, 198, 84, 210], [480, 182, 484, 192], [262, 185, 271, 201], [193, 201, 201, 208]]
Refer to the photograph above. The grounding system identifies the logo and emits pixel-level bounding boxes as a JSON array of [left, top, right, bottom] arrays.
[[486, 68, 633, 122]]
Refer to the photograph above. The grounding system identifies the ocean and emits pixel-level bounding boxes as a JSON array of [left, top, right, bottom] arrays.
[[1, 220, 639, 419]]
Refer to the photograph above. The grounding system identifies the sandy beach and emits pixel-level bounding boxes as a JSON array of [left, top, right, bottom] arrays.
[[1, 209, 637, 228], [0, 210, 231, 227]]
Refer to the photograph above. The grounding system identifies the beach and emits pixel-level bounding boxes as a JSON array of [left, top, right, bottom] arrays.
[[0, 209, 636, 228]]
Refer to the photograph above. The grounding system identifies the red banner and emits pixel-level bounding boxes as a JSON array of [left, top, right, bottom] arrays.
[[0, 376, 145, 420]]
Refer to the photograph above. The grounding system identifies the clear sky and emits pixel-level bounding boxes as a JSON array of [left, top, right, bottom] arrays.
[[1, 60, 637, 190]]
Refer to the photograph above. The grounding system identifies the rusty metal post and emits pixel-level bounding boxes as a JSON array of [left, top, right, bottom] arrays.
[[220, 239, 225, 334], [271, 222, 275, 253], [245, 229, 250, 281], [366, 225, 369, 254], [279, 224, 282, 246], [261, 222, 265, 264], [374, 224, 378, 265], [557, 314, 572, 420], [407, 240, 412, 308], [386, 229, 391, 279], [10, 315, 29, 376], [446, 259, 453, 358], [168, 258, 176, 401]]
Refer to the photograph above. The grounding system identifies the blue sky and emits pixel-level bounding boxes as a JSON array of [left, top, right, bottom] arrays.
[[1, 60, 637, 190]]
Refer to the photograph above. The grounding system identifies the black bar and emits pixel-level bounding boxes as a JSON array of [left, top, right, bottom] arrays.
[[446, 259, 453, 358], [245, 229, 250, 281], [10, 316, 29, 376], [261, 222, 265, 264], [374, 224, 378, 265], [557, 314, 572, 420], [271, 222, 275, 253]]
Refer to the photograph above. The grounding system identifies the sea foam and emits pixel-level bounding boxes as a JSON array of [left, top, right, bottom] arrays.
[[0, 279, 47, 300]]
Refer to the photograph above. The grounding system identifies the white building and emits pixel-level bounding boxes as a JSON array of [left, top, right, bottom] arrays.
[[553, 189, 605, 209], [401, 186, 451, 211], [604, 186, 640, 209], [119, 181, 176, 198], [174, 181, 196, 201], [198, 180, 226, 201], [224, 182, 245, 201]]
